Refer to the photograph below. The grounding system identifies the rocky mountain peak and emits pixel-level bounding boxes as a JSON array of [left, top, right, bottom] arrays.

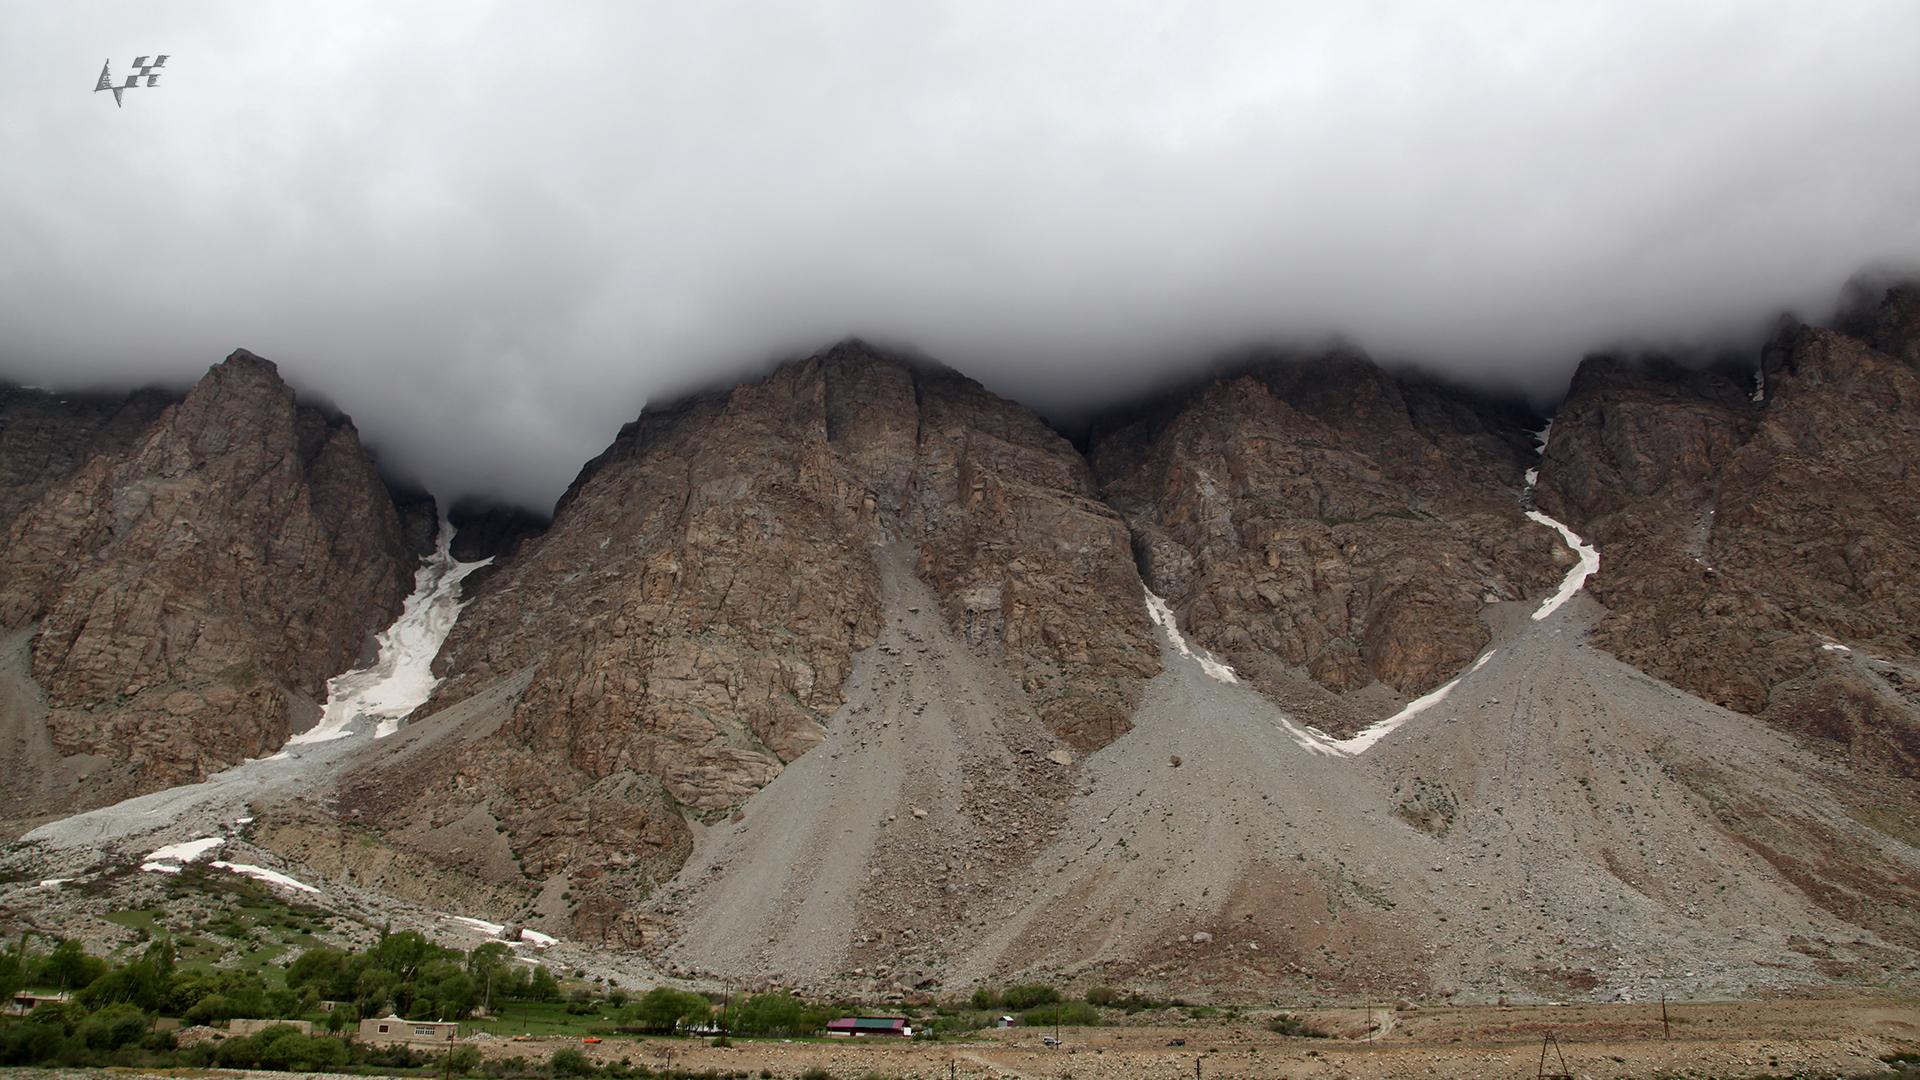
[[0, 350, 423, 814]]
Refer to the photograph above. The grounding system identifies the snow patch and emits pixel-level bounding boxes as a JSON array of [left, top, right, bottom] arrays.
[[144, 836, 224, 865], [1330, 652, 1496, 755], [451, 915, 507, 935], [520, 929, 557, 947], [1821, 642, 1851, 653], [1143, 590, 1239, 684], [1525, 511, 1600, 621], [291, 526, 490, 745], [36, 879, 70, 888], [211, 861, 319, 893]]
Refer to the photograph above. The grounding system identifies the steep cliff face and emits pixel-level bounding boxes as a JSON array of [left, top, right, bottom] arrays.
[[1089, 353, 1567, 735], [0, 351, 420, 812], [1536, 285, 1920, 779], [350, 342, 1158, 941]]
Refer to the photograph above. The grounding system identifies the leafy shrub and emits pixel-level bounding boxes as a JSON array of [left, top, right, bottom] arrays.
[[75, 1003, 150, 1050], [616, 986, 712, 1033], [1083, 986, 1118, 1007], [1000, 984, 1060, 1010], [449, 1044, 484, 1073], [1267, 1013, 1329, 1038], [0, 1024, 66, 1066], [214, 1024, 350, 1070], [801, 1068, 833, 1080], [551, 1046, 597, 1076], [1020, 1001, 1099, 1027]]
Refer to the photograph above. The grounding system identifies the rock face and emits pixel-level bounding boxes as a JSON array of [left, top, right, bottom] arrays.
[[1535, 286, 1920, 781], [349, 342, 1159, 941], [1089, 353, 1567, 735], [0, 351, 420, 812]]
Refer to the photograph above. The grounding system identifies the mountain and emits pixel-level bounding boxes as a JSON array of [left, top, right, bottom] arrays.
[[332, 343, 1159, 944], [1087, 352, 1566, 735], [4, 289, 1920, 1006], [1536, 288, 1920, 784], [0, 351, 424, 820]]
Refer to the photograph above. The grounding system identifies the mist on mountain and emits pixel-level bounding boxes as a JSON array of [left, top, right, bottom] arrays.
[[3, 2, 1918, 509]]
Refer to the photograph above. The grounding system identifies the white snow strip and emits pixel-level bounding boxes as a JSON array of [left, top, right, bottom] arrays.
[[520, 929, 557, 947], [1822, 642, 1851, 652], [451, 915, 507, 935], [1329, 652, 1496, 755], [291, 527, 490, 745], [139, 862, 183, 874], [1525, 510, 1600, 621], [211, 861, 319, 893], [144, 836, 224, 864], [1533, 421, 1553, 453], [37, 879, 71, 888], [1525, 467, 1539, 487], [1143, 590, 1239, 684]]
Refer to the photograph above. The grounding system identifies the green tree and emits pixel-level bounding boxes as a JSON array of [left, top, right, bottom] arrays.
[[1001, 984, 1060, 1010], [724, 991, 815, 1036], [286, 945, 349, 997], [528, 965, 561, 1003], [38, 939, 107, 992], [618, 986, 711, 1033], [75, 1002, 152, 1050]]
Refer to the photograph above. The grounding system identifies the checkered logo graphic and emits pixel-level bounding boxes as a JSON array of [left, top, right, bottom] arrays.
[[95, 55, 168, 107]]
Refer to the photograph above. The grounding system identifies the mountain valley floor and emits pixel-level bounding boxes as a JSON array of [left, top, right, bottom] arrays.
[[182, 999, 1920, 1080]]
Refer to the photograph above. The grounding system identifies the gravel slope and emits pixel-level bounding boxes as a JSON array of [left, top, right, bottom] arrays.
[[657, 549, 1920, 1001]]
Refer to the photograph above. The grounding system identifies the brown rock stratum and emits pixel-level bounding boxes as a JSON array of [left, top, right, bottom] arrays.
[[0, 351, 419, 815], [1535, 285, 1920, 782], [341, 342, 1159, 942], [1089, 354, 1566, 735]]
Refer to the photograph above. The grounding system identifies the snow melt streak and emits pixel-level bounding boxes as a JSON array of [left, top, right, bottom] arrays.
[[1524, 510, 1600, 621], [1143, 590, 1239, 683], [291, 528, 490, 744]]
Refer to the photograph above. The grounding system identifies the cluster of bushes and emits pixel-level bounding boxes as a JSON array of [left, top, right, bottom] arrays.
[[286, 933, 560, 1020], [0, 927, 575, 1070], [1266, 1013, 1329, 1038]]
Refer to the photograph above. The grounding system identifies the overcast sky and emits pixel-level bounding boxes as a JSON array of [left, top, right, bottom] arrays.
[[4, 2, 1919, 510]]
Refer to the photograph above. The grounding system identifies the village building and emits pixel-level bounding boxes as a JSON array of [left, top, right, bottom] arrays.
[[5, 992, 70, 1017], [358, 1015, 460, 1045], [825, 1016, 911, 1037]]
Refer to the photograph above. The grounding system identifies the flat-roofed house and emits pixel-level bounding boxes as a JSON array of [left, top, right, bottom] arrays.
[[358, 1015, 460, 1045]]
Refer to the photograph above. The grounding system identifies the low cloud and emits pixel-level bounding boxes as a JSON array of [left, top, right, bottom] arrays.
[[4, 2, 1918, 509]]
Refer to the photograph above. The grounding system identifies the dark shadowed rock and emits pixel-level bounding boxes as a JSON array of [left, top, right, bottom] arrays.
[[446, 496, 549, 563]]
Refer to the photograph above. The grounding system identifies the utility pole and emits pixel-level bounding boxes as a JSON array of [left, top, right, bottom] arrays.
[[1660, 989, 1670, 1040], [443, 1026, 456, 1080]]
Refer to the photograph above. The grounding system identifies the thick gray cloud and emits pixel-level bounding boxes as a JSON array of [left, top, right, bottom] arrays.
[[4, 2, 1919, 509]]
